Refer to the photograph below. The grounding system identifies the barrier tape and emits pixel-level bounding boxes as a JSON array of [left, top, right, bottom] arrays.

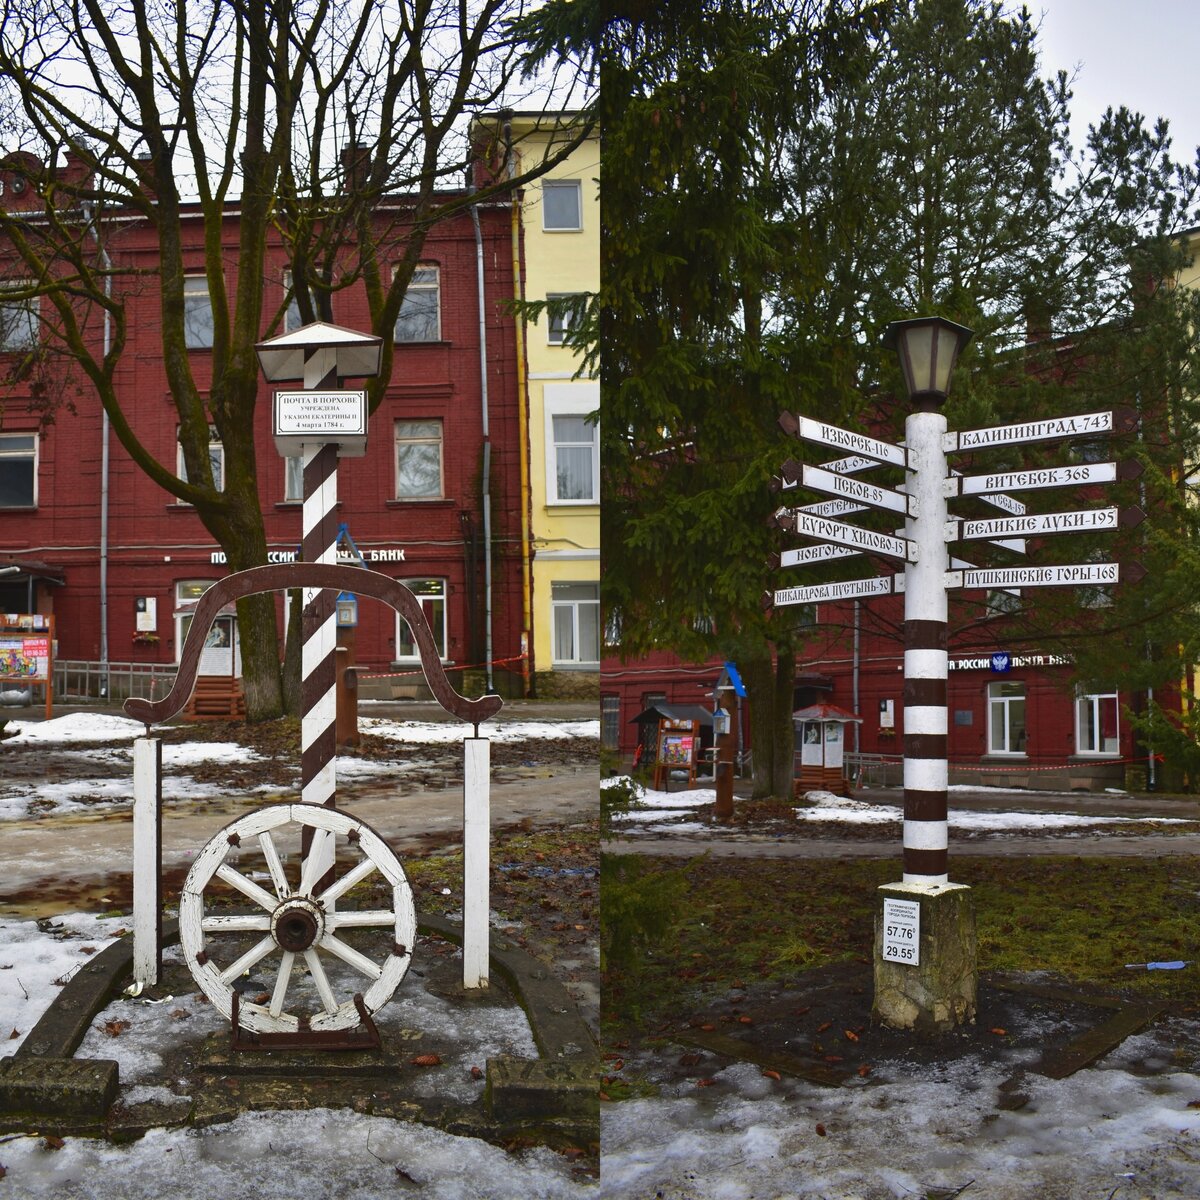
[[360, 653, 528, 682]]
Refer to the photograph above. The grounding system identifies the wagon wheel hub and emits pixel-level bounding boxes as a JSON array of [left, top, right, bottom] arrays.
[[271, 897, 324, 953]]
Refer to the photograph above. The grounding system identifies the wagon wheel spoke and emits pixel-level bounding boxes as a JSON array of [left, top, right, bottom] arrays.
[[218, 935, 278, 985], [201, 914, 272, 933], [325, 909, 396, 931], [318, 932, 385, 981], [215, 864, 278, 912], [317, 857, 378, 907], [298, 828, 333, 897], [258, 831, 290, 899], [269, 950, 296, 1018], [304, 947, 339, 1014]]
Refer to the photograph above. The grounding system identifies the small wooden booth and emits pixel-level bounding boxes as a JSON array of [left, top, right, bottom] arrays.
[[653, 717, 700, 790], [793, 702, 862, 797]]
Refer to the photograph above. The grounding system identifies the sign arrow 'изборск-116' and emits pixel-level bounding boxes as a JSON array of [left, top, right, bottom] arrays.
[[948, 505, 1146, 543], [782, 459, 913, 516], [943, 407, 1137, 454], [779, 412, 906, 469], [778, 511, 917, 563], [950, 460, 1142, 497]]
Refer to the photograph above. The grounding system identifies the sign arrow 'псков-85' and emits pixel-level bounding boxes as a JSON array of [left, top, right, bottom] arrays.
[[780, 511, 917, 563], [782, 460, 913, 517], [779, 412, 906, 469], [948, 505, 1146, 543], [950, 460, 1142, 497], [943, 407, 1137, 454]]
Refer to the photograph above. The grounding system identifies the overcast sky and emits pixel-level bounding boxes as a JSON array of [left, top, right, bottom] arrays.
[[1035, 0, 1200, 165]]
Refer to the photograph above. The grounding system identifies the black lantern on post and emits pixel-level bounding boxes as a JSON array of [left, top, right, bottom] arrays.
[[882, 317, 973, 408]]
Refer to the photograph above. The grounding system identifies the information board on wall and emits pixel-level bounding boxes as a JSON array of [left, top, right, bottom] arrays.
[[882, 898, 920, 965]]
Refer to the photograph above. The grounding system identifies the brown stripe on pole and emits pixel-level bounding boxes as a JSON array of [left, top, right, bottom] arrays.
[[904, 677, 946, 707]]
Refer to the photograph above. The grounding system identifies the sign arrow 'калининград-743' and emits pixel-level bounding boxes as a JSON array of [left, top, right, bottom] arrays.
[[943, 407, 1137, 454]]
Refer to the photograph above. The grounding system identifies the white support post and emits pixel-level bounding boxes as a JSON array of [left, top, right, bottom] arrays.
[[132, 736, 163, 987], [463, 737, 490, 989]]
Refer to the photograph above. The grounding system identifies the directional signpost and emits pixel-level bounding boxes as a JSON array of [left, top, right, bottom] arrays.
[[768, 317, 1144, 1036]]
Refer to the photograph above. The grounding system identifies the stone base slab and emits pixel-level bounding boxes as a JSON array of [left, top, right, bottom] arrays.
[[485, 1056, 598, 1122], [873, 881, 977, 1033], [0, 1056, 119, 1119]]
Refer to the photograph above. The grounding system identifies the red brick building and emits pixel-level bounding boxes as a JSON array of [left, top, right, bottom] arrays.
[[0, 178, 529, 698]]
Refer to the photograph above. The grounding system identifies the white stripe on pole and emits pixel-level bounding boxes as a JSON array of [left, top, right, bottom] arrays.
[[903, 819, 949, 851], [905, 706, 948, 736], [904, 649, 948, 678], [133, 737, 163, 987], [463, 738, 490, 989], [903, 756, 947, 793]]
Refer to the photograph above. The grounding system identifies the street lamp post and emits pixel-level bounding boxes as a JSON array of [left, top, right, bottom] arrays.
[[874, 316, 977, 1032]]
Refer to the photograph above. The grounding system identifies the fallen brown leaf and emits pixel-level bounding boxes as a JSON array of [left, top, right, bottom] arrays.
[[815, 1124, 827, 1137], [7, 1029, 18, 1040], [989, 1027, 1007, 1037], [42, 1135, 65, 1151], [410, 1054, 441, 1068], [101, 1019, 130, 1038], [470, 1066, 484, 1080], [696, 1078, 717, 1088], [857, 1063, 873, 1078], [761, 1069, 782, 1081], [169, 1009, 190, 1021], [816, 1021, 832, 1033], [844, 1030, 859, 1042], [737, 1016, 753, 1025], [700, 1023, 716, 1032], [678, 1052, 702, 1067]]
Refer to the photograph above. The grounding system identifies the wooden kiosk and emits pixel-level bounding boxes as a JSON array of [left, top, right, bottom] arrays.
[[653, 717, 700, 790], [793, 702, 861, 797], [0, 614, 53, 719]]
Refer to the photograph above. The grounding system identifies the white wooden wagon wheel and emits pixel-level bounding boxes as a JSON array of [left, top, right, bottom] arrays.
[[179, 804, 416, 1035]]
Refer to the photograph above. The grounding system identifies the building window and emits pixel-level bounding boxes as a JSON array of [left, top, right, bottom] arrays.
[[396, 579, 447, 660], [0, 285, 37, 352], [542, 180, 582, 231], [546, 293, 585, 345], [552, 415, 597, 501], [395, 266, 440, 343], [1077, 691, 1119, 755], [603, 606, 621, 648], [174, 579, 214, 662], [177, 429, 224, 494], [283, 271, 303, 333], [394, 420, 444, 499], [183, 276, 215, 349], [987, 681, 1026, 755], [552, 582, 599, 668], [0, 433, 36, 507], [284, 455, 303, 502], [985, 588, 1022, 617], [601, 695, 620, 750]]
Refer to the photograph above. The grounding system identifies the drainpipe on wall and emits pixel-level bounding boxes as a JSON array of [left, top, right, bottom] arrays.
[[468, 172, 497, 695], [503, 112, 534, 697], [87, 206, 113, 698]]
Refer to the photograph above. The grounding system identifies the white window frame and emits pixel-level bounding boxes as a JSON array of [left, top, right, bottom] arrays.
[[1076, 690, 1120, 756], [987, 681, 1027, 756], [544, 382, 599, 506], [542, 179, 582, 231], [551, 581, 600, 668], [0, 432, 37, 507], [176, 428, 225, 497], [395, 578, 447, 661], [393, 419, 444, 500], [394, 264, 441, 343], [183, 275, 215, 349], [0, 282, 37, 352], [174, 579, 214, 663], [546, 292, 585, 345], [284, 455, 304, 502]]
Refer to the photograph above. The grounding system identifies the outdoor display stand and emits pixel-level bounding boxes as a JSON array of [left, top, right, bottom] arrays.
[[793, 702, 862, 797], [0, 614, 53, 719], [125, 323, 503, 1049], [653, 717, 699, 790]]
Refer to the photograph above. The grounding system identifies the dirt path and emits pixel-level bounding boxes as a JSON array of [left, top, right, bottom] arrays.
[[0, 765, 596, 913]]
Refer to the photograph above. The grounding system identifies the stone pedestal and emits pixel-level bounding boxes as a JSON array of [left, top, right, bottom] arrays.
[[872, 881, 977, 1032]]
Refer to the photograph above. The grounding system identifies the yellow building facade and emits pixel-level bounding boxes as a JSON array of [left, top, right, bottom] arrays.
[[513, 113, 600, 697]]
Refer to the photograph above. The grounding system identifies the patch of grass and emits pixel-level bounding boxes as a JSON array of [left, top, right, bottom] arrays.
[[602, 853, 1200, 1040]]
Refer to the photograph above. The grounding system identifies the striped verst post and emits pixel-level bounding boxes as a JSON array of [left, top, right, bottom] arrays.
[[902, 408, 950, 884]]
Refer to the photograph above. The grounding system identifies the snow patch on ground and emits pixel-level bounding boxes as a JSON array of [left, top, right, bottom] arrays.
[[363, 717, 600, 745]]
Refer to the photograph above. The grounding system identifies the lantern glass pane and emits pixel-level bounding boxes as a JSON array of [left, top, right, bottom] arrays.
[[905, 325, 933, 392]]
